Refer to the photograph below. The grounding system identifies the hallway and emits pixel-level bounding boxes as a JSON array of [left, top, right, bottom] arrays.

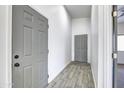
[[47, 62, 94, 88], [0, 5, 113, 88]]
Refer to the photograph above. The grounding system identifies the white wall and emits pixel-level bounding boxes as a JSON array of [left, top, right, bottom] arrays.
[[30, 5, 72, 82], [0, 6, 12, 88], [90, 6, 99, 87], [72, 18, 91, 63]]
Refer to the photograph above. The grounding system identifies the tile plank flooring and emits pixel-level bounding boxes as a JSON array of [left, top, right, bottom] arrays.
[[47, 62, 95, 88]]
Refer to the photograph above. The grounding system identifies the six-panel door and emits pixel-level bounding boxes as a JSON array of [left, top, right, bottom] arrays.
[[12, 5, 48, 88]]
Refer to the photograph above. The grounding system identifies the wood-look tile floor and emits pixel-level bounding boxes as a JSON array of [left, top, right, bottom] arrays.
[[47, 62, 95, 88]]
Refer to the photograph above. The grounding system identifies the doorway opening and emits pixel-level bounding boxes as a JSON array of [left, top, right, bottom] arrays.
[[11, 5, 94, 88], [113, 5, 124, 88], [74, 34, 88, 63]]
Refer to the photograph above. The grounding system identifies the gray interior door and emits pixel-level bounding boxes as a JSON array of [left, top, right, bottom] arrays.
[[12, 5, 48, 88], [75, 35, 87, 62]]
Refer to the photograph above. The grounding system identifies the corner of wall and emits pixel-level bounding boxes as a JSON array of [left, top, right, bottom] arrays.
[[91, 64, 97, 88], [48, 61, 71, 83]]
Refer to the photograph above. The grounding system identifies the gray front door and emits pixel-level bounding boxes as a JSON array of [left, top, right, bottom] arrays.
[[74, 35, 87, 62], [12, 5, 48, 88], [112, 5, 118, 88]]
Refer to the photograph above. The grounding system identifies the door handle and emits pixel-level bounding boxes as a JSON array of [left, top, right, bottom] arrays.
[[14, 63, 20, 67], [14, 55, 19, 59]]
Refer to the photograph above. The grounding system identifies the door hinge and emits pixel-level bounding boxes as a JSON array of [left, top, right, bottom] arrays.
[[112, 11, 118, 17], [48, 74, 49, 78], [112, 52, 118, 59]]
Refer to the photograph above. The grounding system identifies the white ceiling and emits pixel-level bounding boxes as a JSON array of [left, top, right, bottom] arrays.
[[65, 5, 91, 18]]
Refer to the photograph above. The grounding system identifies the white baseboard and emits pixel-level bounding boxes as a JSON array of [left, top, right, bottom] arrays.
[[91, 65, 97, 88], [48, 61, 71, 83]]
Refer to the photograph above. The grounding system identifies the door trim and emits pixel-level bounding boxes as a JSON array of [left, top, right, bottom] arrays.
[[97, 5, 113, 88]]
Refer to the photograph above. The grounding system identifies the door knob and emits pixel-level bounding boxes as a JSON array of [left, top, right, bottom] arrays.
[[14, 55, 19, 59], [14, 63, 20, 67]]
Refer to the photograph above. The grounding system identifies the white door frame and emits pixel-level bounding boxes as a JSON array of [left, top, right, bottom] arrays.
[[5, 5, 12, 88], [0, 5, 12, 88], [6, 5, 12, 88], [97, 5, 113, 88]]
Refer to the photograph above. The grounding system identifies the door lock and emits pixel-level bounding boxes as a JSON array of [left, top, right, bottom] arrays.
[[14, 63, 20, 67]]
